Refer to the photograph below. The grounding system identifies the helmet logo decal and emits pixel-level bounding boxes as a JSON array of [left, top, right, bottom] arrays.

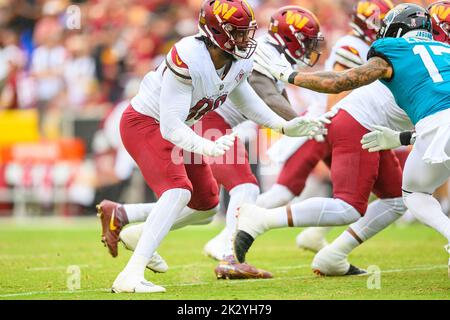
[[213, 0, 237, 20], [357, 2, 381, 18], [285, 11, 310, 29], [430, 5, 450, 21]]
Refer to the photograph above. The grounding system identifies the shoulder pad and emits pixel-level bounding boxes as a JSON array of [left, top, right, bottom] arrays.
[[335, 45, 364, 69], [165, 45, 192, 83]]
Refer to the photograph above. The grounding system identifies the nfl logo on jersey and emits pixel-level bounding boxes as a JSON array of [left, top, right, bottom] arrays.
[[235, 69, 245, 82]]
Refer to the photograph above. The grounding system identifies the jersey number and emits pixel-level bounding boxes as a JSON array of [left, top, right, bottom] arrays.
[[187, 94, 228, 121], [413, 45, 450, 83]]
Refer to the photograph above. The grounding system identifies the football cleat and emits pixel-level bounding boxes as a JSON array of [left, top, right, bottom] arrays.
[[111, 272, 166, 293], [97, 199, 128, 258], [311, 245, 366, 276], [215, 255, 273, 280], [146, 251, 169, 274], [296, 227, 329, 253], [313, 264, 366, 277], [203, 228, 228, 261], [233, 204, 269, 263], [119, 224, 169, 273]]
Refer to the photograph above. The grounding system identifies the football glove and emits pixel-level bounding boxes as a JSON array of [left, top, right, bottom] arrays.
[[282, 117, 327, 138], [202, 132, 237, 157], [254, 49, 296, 83], [361, 125, 402, 152]]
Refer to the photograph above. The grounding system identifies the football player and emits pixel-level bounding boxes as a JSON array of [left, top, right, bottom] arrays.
[[118, 5, 326, 280], [240, 3, 450, 276], [256, 0, 394, 253], [99, 0, 325, 293]]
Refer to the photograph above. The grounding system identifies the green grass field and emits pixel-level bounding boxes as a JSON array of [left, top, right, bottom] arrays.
[[0, 217, 449, 300]]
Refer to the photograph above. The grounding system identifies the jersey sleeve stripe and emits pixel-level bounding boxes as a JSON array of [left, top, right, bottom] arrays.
[[166, 46, 191, 80], [335, 46, 364, 68]]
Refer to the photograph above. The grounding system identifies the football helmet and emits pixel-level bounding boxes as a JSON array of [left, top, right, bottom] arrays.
[[268, 6, 323, 67], [198, 0, 257, 59], [429, 1, 450, 44], [377, 3, 432, 39], [350, 0, 394, 43]]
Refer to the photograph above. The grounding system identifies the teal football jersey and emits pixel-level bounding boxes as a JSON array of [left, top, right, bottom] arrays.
[[369, 37, 450, 125]]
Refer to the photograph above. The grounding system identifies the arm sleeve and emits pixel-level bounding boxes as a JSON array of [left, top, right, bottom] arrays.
[[159, 70, 211, 154], [248, 71, 298, 121], [228, 78, 288, 131]]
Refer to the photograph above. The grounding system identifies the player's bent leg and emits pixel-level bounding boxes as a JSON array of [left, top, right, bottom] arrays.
[[205, 183, 260, 261], [112, 188, 192, 293], [402, 140, 450, 247], [234, 198, 361, 263], [312, 197, 406, 276]]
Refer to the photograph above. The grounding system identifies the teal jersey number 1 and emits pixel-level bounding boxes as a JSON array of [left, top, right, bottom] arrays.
[[369, 37, 450, 125]]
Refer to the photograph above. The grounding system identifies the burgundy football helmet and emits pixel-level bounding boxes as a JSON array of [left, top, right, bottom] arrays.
[[429, 1, 450, 45], [268, 6, 323, 67], [350, 0, 394, 43], [198, 0, 257, 59]]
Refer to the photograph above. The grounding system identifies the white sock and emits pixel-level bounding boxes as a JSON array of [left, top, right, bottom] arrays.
[[404, 192, 450, 243], [124, 188, 191, 277], [122, 253, 150, 277], [123, 203, 156, 224], [326, 230, 360, 257], [256, 184, 294, 209], [289, 197, 361, 227], [350, 198, 406, 242], [223, 183, 260, 256]]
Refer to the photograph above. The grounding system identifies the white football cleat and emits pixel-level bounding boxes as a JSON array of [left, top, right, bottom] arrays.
[[203, 228, 228, 261], [111, 272, 166, 293], [147, 252, 169, 273], [119, 223, 168, 273], [296, 227, 330, 253], [311, 245, 366, 276]]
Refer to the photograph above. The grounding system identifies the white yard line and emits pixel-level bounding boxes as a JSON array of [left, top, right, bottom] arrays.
[[0, 264, 447, 298], [25, 264, 94, 272]]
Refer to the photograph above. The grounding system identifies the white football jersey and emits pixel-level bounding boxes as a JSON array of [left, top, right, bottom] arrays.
[[336, 81, 414, 132], [216, 34, 286, 128], [324, 34, 370, 71], [131, 36, 253, 126]]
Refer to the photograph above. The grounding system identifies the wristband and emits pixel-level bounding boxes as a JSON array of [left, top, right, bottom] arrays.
[[288, 72, 298, 84], [399, 131, 413, 146]]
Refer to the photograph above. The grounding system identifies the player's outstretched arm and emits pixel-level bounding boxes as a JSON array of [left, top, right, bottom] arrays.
[[290, 57, 392, 93], [257, 48, 392, 94]]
